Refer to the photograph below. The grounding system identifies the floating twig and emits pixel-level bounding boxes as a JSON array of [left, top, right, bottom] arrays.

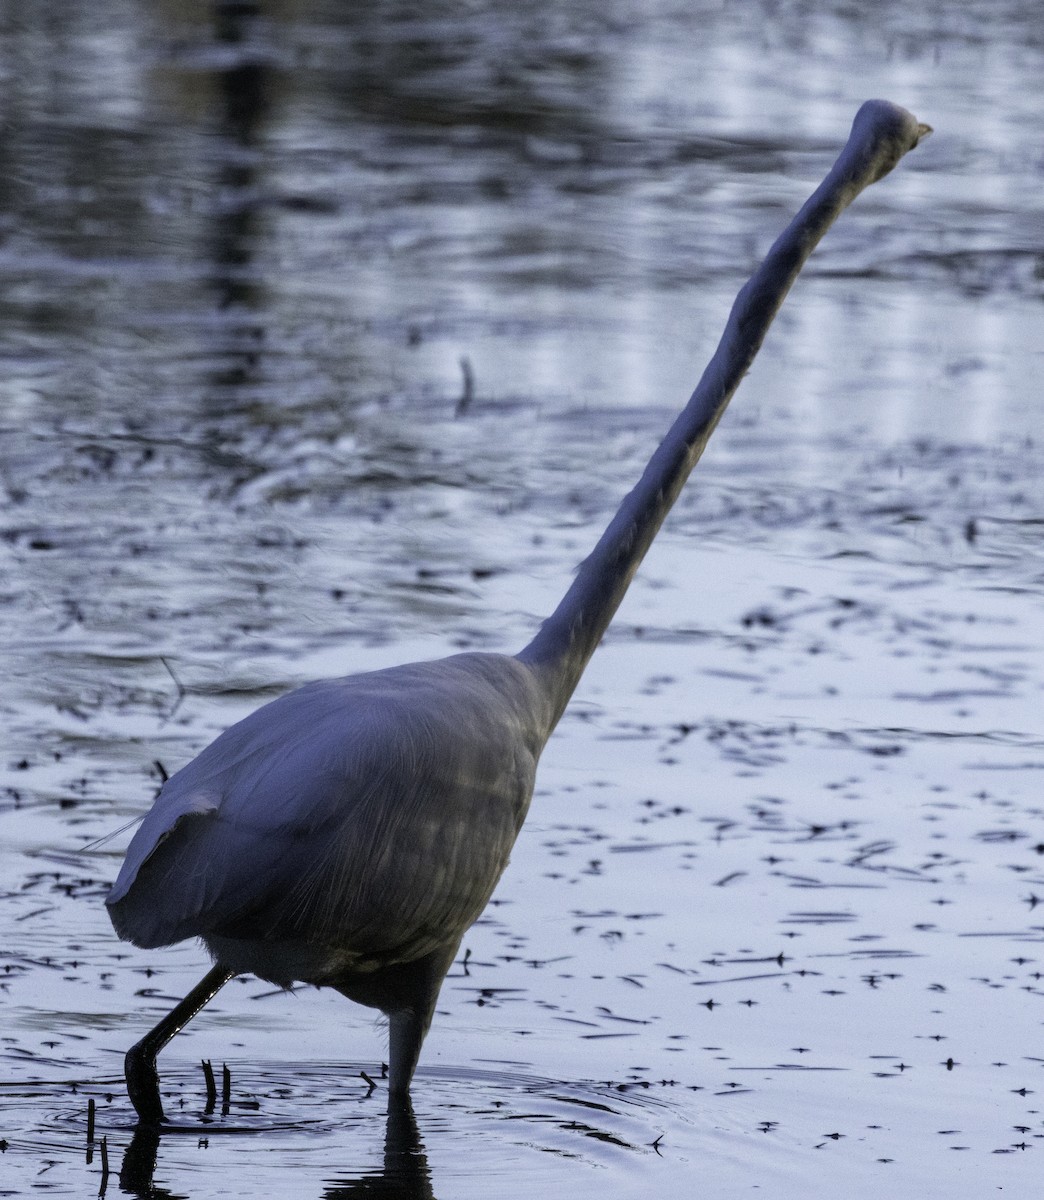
[[160, 657, 186, 722], [455, 356, 475, 417]]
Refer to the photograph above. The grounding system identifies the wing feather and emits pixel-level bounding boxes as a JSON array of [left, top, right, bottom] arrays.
[[106, 654, 546, 969]]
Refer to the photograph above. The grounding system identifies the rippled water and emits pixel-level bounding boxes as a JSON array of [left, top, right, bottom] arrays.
[[1, 2, 1042, 1196]]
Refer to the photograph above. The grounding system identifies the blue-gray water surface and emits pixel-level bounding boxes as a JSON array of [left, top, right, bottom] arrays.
[[1, 2, 1042, 1197]]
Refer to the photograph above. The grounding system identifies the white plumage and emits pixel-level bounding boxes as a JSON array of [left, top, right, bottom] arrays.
[[110, 655, 549, 975]]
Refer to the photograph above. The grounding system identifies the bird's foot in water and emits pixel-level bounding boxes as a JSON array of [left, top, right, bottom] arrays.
[[125, 1041, 165, 1125]]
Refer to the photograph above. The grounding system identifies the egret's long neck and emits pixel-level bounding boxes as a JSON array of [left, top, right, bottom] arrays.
[[518, 100, 929, 729]]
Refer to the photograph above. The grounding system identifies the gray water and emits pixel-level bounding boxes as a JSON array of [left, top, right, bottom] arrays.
[[1, 2, 1042, 1196]]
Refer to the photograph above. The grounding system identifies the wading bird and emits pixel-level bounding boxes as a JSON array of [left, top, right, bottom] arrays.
[[107, 100, 930, 1123]]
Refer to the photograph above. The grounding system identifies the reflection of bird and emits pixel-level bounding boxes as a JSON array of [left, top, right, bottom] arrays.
[[119, 1090, 435, 1197], [107, 101, 930, 1124]]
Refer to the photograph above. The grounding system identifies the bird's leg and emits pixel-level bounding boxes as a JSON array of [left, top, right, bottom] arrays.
[[385, 940, 462, 1108], [125, 964, 234, 1124], [387, 1009, 429, 1108]]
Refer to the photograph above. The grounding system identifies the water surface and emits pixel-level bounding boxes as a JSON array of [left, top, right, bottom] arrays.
[[1, 2, 1042, 1196]]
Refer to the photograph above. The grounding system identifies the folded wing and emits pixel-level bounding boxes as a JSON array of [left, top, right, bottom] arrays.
[[106, 655, 544, 971]]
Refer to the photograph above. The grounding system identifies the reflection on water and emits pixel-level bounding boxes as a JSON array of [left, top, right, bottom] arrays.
[[119, 1101, 435, 1199], [323, 1104, 435, 1200], [8, 1066, 674, 1198], [1, 0, 1042, 1197]]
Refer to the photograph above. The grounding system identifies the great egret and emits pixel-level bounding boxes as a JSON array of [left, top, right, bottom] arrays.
[[107, 100, 930, 1124]]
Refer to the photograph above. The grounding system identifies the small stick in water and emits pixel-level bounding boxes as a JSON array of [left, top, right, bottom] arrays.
[[201, 1059, 217, 1110]]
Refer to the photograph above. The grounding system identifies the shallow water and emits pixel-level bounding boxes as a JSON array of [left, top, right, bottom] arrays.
[[1, 1, 1042, 1196]]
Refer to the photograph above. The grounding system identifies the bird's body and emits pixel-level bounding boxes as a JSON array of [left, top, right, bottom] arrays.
[[107, 100, 931, 1123], [109, 653, 552, 989]]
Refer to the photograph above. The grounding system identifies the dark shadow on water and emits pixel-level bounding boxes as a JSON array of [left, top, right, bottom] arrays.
[[202, 0, 273, 435]]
